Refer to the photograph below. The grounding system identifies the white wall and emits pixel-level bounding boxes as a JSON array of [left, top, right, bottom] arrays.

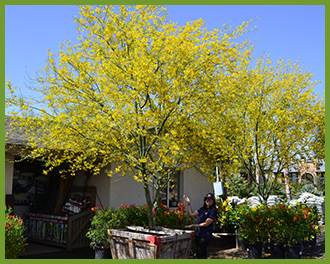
[[71, 163, 146, 209], [70, 164, 213, 211], [109, 164, 146, 208], [182, 168, 213, 212], [5, 153, 14, 195]]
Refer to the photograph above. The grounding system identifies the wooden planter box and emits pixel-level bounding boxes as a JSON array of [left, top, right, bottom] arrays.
[[25, 210, 94, 250], [109, 226, 195, 259]]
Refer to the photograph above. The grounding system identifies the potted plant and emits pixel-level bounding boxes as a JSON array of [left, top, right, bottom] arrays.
[[157, 202, 195, 229], [86, 205, 112, 259], [86, 204, 145, 258], [214, 198, 240, 248], [236, 202, 269, 259], [264, 203, 288, 258], [264, 202, 322, 259], [215, 198, 238, 232], [303, 203, 323, 248], [5, 205, 27, 259], [283, 203, 323, 259]]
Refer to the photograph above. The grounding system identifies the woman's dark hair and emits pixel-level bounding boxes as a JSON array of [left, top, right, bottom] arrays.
[[201, 199, 216, 210]]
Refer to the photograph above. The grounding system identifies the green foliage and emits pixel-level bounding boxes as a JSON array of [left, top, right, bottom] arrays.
[[214, 198, 239, 231], [226, 174, 287, 201], [5, 205, 27, 259], [86, 203, 195, 249], [226, 174, 252, 198], [291, 176, 325, 199]]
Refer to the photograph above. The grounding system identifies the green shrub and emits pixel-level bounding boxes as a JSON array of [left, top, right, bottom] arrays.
[[5, 205, 27, 259]]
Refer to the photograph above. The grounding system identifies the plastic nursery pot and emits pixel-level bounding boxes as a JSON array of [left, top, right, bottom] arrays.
[[284, 243, 302, 259], [270, 242, 285, 259], [95, 243, 111, 259], [247, 243, 262, 259]]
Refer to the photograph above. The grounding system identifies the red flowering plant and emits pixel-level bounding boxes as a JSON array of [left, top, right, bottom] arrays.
[[234, 201, 323, 247], [236, 202, 269, 244], [275, 203, 322, 247], [5, 205, 27, 259], [253, 202, 322, 247], [263, 203, 288, 244], [156, 202, 195, 229], [86, 202, 195, 249], [305, 203, 323, 239]]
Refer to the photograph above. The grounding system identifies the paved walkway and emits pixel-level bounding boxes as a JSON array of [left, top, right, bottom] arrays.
[[19, 226, 324, 259], [207, 225, 325, 259], [19, 242, 94, 259]]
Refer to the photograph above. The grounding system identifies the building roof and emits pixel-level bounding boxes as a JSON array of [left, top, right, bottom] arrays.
[[5, 116, 29, 146]]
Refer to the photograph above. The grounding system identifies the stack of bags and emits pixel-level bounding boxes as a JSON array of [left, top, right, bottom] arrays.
[[267, 195, 281, 206], [227, 196, 241, 204], [247, 196, 262, 207], [290, 192, 325, 224], [226, 196, 247, 206], [226, 195, 280, 208]]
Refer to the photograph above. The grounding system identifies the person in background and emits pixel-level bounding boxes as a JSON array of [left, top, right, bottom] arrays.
[[184, 193, 217, 259]]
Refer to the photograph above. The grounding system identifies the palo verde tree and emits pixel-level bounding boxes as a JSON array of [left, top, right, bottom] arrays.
[[204, 55, 324, 202], [6, 5, 254, 227], [312, 93, 325, 161]]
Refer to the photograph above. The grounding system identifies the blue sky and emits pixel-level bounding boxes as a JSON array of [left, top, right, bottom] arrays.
[[5, 5, 325, 100]]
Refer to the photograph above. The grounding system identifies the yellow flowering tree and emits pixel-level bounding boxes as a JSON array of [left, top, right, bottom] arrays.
[[206, 55, 325, 202], [312, 93, 325, 161], [6, 5, 254, 227]]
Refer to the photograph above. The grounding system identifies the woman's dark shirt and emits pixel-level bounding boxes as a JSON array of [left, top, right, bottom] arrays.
[[196, 207, 217, 238]]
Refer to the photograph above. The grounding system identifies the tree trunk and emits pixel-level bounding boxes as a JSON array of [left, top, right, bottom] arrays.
[[284, 176, 292, 202], [144, 183, 156, 228]]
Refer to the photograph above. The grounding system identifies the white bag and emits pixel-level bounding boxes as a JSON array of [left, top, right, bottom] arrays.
[[213, 166, 223, 196]]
